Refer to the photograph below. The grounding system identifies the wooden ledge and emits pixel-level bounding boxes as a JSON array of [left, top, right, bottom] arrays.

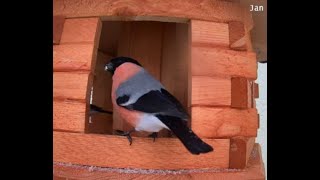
[[53, 131, 230, 170], [54, 144, 265, 179]]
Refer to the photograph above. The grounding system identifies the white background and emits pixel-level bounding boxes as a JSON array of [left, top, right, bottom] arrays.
[[256, 63, 267, 177]]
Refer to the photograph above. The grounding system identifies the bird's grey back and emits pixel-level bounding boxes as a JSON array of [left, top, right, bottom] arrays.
[[116, 69, 189, 120], [116, 69, 164, 104]]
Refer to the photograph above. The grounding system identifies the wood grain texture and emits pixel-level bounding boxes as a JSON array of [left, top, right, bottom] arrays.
[[191, 47, 257, 79], [53, 0, 250, 26], [191, 76, 231, 106], [60, 18, 99, 44], [191, 107, 258, 138], [191, 20, 229, 48], [253, 82, 259, 98], [257, 114, 260, 128], [87, 114, 113, 134], [98, 21, 123, 56], [228, 21, 247, 50], [161, 23, 189, 110], [91, 52, 113, 112], [244, 143, 265, 179], [245, 30, 254, 52], [53, 16, 65, 45], [53, 132, 229, 170], [89, 52, 113, 134], [53, 44, 94, 72], [53, 72, 90, 101], [231, 77, 252, 108], [117, 21, 163, 80], [229, 137, 255, 169], [53, 144, 265, 180], [53, 100, 86, 132]]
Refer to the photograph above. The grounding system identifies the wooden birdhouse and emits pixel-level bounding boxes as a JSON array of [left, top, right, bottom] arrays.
[[53, 0, 266, 179]]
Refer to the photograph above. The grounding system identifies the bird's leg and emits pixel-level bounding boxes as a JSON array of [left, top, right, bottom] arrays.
[[148, 132, 158, 142], [115, 129, 135, 145]]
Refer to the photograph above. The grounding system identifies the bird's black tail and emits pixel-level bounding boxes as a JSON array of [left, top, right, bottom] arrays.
[[156, 115, 213, 155]]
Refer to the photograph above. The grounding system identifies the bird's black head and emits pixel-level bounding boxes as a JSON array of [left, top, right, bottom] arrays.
[[104, 57, 142, 74]]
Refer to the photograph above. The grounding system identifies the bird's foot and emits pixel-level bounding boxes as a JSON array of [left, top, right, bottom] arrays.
[[148, 132, 158, 142], [115, 129, 135, 145]]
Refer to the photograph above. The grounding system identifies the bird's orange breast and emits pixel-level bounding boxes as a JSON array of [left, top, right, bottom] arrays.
[[111, 63, 144, 128]]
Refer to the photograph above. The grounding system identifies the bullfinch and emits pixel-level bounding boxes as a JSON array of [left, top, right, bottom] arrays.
[[104, 57, 213, 155]]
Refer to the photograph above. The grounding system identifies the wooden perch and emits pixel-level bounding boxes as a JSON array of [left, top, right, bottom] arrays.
[[53, 144, 265, 180], [191, 107, 258, 138], [53, 132, 230, 170]]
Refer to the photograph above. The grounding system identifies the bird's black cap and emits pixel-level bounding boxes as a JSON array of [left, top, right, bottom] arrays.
[[104, 57, 142, 74]]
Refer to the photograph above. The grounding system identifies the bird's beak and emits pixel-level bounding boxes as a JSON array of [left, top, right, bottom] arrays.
[[104, 63, 113, 72]]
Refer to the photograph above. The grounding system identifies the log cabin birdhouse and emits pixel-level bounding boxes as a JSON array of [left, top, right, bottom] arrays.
[[53, 0, 265, 179]]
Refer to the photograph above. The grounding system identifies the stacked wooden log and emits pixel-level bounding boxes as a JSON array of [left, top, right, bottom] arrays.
[[53, 0, 265, 179]]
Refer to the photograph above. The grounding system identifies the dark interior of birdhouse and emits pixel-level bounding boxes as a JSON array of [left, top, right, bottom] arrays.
[[86, 20, 190, 138]]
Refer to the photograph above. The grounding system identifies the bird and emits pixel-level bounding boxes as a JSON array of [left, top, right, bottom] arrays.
[[104, 56, 213, 155]]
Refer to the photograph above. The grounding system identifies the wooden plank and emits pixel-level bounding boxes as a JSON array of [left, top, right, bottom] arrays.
[[117, 21, 163, 80], [191, 76, 231, 106], [257, 114, 260, 128], [191, 47, 257, 79], [246, 144, 265, 180], [53, 100, 86, 132], [246, 30, 254, 52], [99, 21, 123, 56], [253, 82, 259, 98], [60, 18, 99, 44], [191, 20, 229, 48], [161, 23, 189, 110], [231, 77, 252, 108], [246, 138, 256, 165], [53, 144, 265, 180], [87, 114, 113, 134], [53, 16, 65, 45], [53, 131, 230, 170], [53, 44, 94, 72], [91, 52, 113, 112], [229, 137, 255, 169], [89, 52, 114, 134], [53, 0, 249, 27], [228, 21, 247, 50], [115, 21, 164, 135], [191, 107, 258, 138], [53, 176, 72, 180], [53, 72, 90, 101]]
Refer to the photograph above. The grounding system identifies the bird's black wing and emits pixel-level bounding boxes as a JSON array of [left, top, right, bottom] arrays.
[[117, 88, 189, 119]]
